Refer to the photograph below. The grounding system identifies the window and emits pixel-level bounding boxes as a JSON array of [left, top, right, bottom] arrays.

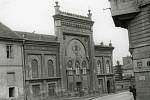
[[68, 83, 74, 92], [82, 61, 87, 75], [67, 60, 73, 69], [9, 87, 15, 97], [7, 72, 15, 86], [98, 79, 103, 90], [147, 61, 150, 67], [75, 61, 80, 75], [137, 62, 142, 67], [6, 45, 13, 58], [106, 60, 110, 74], [67, 60, 73, 75], [48, 83, 56, 96], [32, 84, 40, 96], [97, 60, 101, 74], [31, 59, 38, 78], [48, 60, 54, 77]]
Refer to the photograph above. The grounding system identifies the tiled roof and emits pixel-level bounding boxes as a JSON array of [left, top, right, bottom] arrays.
[[0, 22, 21, 39], [15, 31, 57, 42]]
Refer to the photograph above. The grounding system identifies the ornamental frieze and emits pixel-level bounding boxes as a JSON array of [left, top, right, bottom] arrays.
[[61, 21, 91, 30]]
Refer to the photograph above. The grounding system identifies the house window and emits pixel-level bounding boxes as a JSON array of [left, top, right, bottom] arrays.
[[48, 60, 54, 77], [32, 84, 40, 96], [7, 72, 15, 86], [9, 87, 15, 97], [137, 62, 142, 67], [48, 83, 56, 96], [106, 60, 110, 74], [147, 61, 150, 67], [31, 59, 38, 78], [6, 45, 13, 58]]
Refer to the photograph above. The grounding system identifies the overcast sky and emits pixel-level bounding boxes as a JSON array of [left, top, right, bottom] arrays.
[[0, 0, 130, 65]]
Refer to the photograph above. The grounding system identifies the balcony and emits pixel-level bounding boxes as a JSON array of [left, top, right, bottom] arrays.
[[109, 0, 140, 28]]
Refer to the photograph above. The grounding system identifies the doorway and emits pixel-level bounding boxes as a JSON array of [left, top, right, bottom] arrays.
[[76, 82, 82, 96], [107, 80, 110, 94]]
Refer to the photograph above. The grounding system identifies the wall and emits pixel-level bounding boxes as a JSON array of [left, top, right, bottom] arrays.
[[0, 41, 24, 100], [24, 43, 61, 100]]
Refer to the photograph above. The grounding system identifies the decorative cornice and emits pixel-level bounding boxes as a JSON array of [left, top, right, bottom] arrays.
[[61, 21, 91, 30], [59, 11, 90, 20]]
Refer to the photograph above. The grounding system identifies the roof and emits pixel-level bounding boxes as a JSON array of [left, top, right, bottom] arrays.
[[0, 22, 21, 40], [94, 44, 114, 51], [15, 31, 57, 42]]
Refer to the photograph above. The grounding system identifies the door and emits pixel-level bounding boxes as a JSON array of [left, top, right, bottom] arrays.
[[107, 80, 110, 93], [76, 82, 82, 96]]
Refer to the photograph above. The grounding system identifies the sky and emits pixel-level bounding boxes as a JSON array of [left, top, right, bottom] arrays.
[[0, 0, 130, 65]]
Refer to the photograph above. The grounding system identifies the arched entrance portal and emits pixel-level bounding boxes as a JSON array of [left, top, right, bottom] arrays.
[[107, 80, 110, 94]]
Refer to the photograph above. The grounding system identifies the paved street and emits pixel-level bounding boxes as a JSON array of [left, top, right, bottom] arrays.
[[92, 91, 134, 100]]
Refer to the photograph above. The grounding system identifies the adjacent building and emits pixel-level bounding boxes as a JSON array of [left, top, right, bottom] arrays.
[[122, 56, 134, 80], [109, 0, 150, 99], [95, 43, 115, 94], [0, 23, 24, 99], [15, 32, 61, 100], [114, 57, 134, 91]]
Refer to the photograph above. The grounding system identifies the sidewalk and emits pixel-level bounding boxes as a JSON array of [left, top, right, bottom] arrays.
[[63, 90, 129, 100], [49, 90, 129, 100]]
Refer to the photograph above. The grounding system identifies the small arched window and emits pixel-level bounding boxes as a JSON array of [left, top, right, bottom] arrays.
[[75, 60, 80, 68], [75, 60, 80, 75], [67, 60, 73, 75], [48, 60, 54, 77], [67, 60, 73, 69], [31, 59, 38, 78], [82, 61, 87, 74]]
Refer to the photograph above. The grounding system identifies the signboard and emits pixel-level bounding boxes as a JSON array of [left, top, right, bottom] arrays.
[[139, 76, 145, 80]]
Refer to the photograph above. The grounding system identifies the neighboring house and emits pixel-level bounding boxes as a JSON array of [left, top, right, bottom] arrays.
[[95, 43, 115, 94], [114, 57, 135, 91], [0, 23, 24, 100], [122, 56, 134, 80], [113, 61, 123, 81], [109, 0, 150, 99], [15, 31, 61, 100]]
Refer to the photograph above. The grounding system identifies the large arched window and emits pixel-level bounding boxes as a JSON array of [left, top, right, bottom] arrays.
[[48, 60, 54, 77], [82, 61, 87, 74], [31, 59, 38, 78], [97, 60, 101, 74], [106, 60, 110, 74]]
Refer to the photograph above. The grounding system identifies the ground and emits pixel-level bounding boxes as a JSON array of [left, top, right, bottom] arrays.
[[92, 91, 134, 100]]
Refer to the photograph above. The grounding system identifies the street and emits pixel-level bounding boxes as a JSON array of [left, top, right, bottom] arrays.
[[92, 91, 134, 100]]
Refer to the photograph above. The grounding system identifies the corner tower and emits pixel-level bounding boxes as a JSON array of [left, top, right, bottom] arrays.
[[53, 2, 95, 95]]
